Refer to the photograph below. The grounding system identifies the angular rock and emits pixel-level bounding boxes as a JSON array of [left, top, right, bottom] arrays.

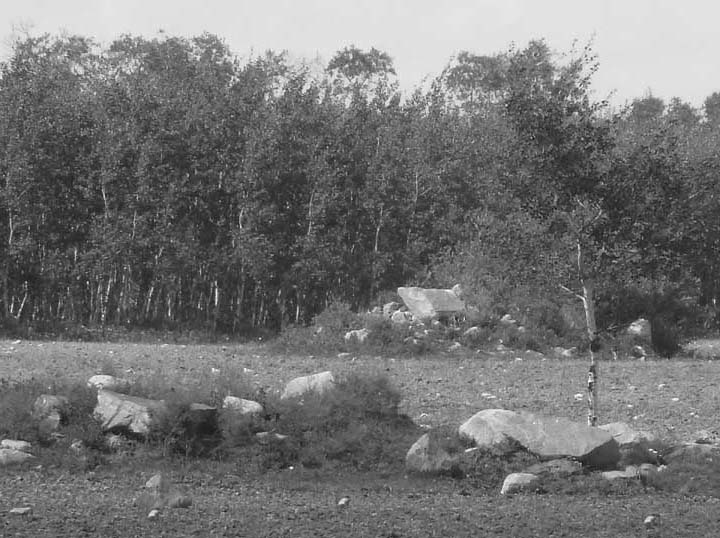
[[87, 374, 131, 393], [94, 389, 168, 435], [222, 396, 263, 416], [459, 409, 620, 469], [397, 287, 465, 321], [0, 448, 35, 466], [344, 328, 370, 344], [405, 432, 458, 473], [500, 472, 539, 495], [523, 459, 583, 477], [0, 440, 32, 452], [9, 507, 32, 516], [281, 371, 335, 400]]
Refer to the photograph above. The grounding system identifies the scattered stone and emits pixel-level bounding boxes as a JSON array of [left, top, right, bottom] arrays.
[[344, 328, 370, 344], [0, 448, 35, 466], [222, 396, 263, 416], [627, 318, 652, 341], [523, 459, 583, 477], [337, 496, 350, 507], [94, 389, 168, 435], [33, 394, 69, 434], [391, 310, 413, 323], [382, 302, 401, 317], [463, 326, 482, 339], [9, 507, 32, 516], [397, 286, 465, 321], [147, 509, 160, 519], [280, 371, 335, 400], [500, 472, 539, 495], [459, 409, 620, 469], [87, 374, 131, 392], [255, 432, 288, 443], [0, 439, 32, 452]]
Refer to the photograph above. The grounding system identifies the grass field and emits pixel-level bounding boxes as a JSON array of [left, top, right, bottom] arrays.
[[2, 339, 720, 537]]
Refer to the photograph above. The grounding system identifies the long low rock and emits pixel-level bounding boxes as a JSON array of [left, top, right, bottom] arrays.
[[281, 371, 335, 400], [459, 409, 620, 469], [0, 448, 35, 466]]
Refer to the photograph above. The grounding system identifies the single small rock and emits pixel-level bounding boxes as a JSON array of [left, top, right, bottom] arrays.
[[631, 345, 647, 358], [69, 439, 86, 455], [627, 318, 652, 340], [692, 429, 720, 444], [447, 342, 463, 352], [337, 496, 350, 507], [391, 310, 413, 324], [87, 374, 131, 392], [382, 302, 401, 317], [147, 509, 160, 519], [524, 459, 583, 477], [500, 472, 539, 495], [0, 440, 32, 452], [166, 493, 192, 509], [601, 469, 637, 481], [463, 326, 482, 339], [222, 396, 263, 416], [281, 371, 335, 400], [255, 432, 288, 443], [9, 507, 32, 516], [145, 473, 169, 491], [644, 514, 660, 529]]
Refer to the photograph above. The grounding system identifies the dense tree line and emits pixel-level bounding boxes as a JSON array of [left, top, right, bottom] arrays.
[[0, 33, 718, 335]]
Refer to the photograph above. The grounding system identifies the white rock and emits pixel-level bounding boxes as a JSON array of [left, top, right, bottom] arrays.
[[87, 374, 131, 392], [94, 389, 168, 435], [337, 496, 350, 507], [500, 473, 538, 495], [147, 509, 160, 519], [281, 371, 335, 400], [405, 432, 457, 473], [0, 440, 32, 452], [397, 286, 465, 321], [9, 507, 32, 516], [222, 396, 263, 415], [627, 318, 652, 340]]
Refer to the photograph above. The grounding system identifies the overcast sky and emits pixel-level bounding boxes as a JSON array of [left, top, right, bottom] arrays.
[[2, 0, 718, 109]]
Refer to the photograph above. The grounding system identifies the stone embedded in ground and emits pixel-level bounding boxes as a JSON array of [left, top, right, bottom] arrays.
[[222, 396, 263, 416], [523, 459, 583, 477], [500, 472, 539, 495], [94, 389, 168, 435], [459, 409, 620, 469], [601, 467, 639, 481], [405, 432, 460, 473], [166, 493, 192, 508], [147, 509, 160, 519], [87, 374, 131, 393], [397, 286, 465, 321], [281, 371, 335, 400], [0, 448, 35, 466], [255, 432, 288, 443], [9, 507, 32, 516], [344, 328, 370, 344], [0, 439, 32, 452]]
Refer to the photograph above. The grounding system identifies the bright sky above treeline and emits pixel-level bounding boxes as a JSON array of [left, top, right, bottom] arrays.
[[2, 0, 718, 109]]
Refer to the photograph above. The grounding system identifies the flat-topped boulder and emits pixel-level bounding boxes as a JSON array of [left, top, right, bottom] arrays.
[[459, 409, 620, 469], [397, 286, 465, 321]]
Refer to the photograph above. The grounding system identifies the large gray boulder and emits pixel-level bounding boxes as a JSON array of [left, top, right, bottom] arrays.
[[94, 389, 168, 435], [281, 371, 335, 400], [500, 472, 539, 495], [397, 286, 465, 321], [459, 409, 620, 469]]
